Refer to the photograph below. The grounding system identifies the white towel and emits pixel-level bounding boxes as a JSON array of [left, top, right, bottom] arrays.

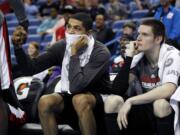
[[55, 32, 94, 94]]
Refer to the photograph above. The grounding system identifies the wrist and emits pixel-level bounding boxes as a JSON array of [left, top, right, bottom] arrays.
[[126, 98, 133, 105]]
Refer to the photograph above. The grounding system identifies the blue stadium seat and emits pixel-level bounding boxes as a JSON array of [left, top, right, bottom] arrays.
[[39, 44, 46, 52], [7, 21, 18, 27], [30, 19, 41, 26], [138, 17, 154, 23], [131, 9, 149, 19], [38, 34, 52, 52], [7, 19, 41, 27], [42, 34, 53, 43], [93, 20, 113, 29], [28, 26, 38, 34], [10, 45, 15, 55], [35, 0, 47, 6], [41, 42, 49, 47], [133, 17, 154, 26], [112, 19, 132, 32], [8, 27, 15, 35], [26, 35, 41, 43], [22, 44, 29, 53], [11, 54, 17, 65], [121, 0, 133, 4], [5, 13, 17, 21], [8, 26, 39, 36], [35, 0, 58, 6]]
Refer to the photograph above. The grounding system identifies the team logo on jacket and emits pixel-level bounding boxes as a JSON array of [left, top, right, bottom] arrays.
[[165, 58, 173, 67], [14, 77, 32, 100]]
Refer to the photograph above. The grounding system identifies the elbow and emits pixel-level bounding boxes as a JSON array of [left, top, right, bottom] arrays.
[[163, 83, 177, 98]]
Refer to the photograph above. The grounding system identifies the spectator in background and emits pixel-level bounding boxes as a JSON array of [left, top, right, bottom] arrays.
[[74, 0, 88, 13], [176, 0, 180, 8], [106, 0, 129, 21], [132, 0, 160, 10], [83, 0, 99, 9], [112, 22, 136, 73], [38, 0, 58, 19], [93, 14, 114, 44], [46, 5, 76, 45], [24, 0, 39, 18], [120, 22, 136, 48], [154, 0, 180, 47], [15, 41, 44, 79], [60, 0, 76, 7], [169, 0, 176, 6], [86, 0, 106, 21], [122, 22, 136, 40], [93, 13, 115, 53], [37, 7, 59, 36], [74, 0, 106, 21], [27, 41, 40, 59], [129, 0, 160, 16], [70, 0, 100, 10]]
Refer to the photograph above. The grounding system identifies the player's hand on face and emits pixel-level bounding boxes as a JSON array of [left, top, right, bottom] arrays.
[[121, 41, 139, 57], [71, 36, 88, 55]]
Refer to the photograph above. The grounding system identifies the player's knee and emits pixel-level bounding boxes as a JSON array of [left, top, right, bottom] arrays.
[[104, 95, 124, 113], [153, 99, 172, 118]]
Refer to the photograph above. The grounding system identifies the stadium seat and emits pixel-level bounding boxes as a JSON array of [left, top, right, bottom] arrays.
[[22, 44, 29, 53], [8, 27, 15, 35], [28, 26, 38, 34], [121, 0, 133, 4], [7, 19, 41, 27], [42, 34, 53, 43], [11, 54, 17, 65], [5, 13, 17, 21], [133, 17, 154, 26], [30, 19, 41, 26], [137, 17, 154, 23], [35, 0, 47, 6], [131, 9, 149, 19], [112, 19, 132, 32], [26, 35, 41, 43], [7, 20, 18, 27]]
